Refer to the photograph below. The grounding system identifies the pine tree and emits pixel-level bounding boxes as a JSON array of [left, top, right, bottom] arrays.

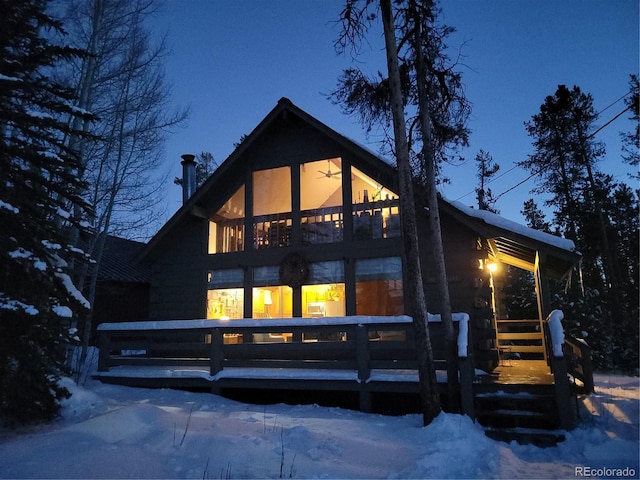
[[474, 149, 500, 213], [174, 151, 219, 189], [621, 74, 639, 175], [334, 0, 471, 421], [0, 0, 92, 423], [521, 84, 639, 372]]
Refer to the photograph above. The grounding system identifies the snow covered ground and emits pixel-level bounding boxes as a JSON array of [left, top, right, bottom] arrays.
[[0, 373, 637, 479]]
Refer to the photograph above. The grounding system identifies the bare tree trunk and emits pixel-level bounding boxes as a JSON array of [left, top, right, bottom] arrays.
[[380, 0, 440, 425], [410, 0, 458, 412]]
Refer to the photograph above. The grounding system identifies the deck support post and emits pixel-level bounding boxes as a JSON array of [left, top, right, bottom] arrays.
[[98, 331, 110, 372], [355, 324, 370, 381], [210, 328, 223, 376], [356, 324, 372, 412], [551, 355, 576, 430], [458, 355, 475, 420], [359, 388, 372, 413]]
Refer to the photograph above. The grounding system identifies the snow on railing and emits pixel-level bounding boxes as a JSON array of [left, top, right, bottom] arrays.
[[546, 309, 565, 357], [98, 313, 472, 357], [427, 312, 470, 357]]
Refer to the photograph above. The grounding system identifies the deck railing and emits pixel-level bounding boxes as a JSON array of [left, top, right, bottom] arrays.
[[495, 318, 546, 361], [543, 309, 594, 429], [563, 334, 594, 394], [96, 315, 474, 416]]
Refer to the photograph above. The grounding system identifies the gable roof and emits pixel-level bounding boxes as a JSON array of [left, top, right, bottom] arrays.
[[98, 236, 150, 283], [439, 198, 580, 279], [135, 97, 581, 279], [136, 98, 397, 262]]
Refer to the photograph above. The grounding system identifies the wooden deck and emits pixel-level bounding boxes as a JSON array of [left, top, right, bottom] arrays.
[[95, 315, 476, 415], [94, 314, 593, 432], [477, 360, 554, 386]]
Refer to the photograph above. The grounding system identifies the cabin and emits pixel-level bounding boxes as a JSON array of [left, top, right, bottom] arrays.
[[94, 98, 592, 442]]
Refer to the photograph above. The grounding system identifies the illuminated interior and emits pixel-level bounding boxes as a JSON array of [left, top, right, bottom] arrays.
[[205, 163, 404, 333], [208, 185, 245, 254], [351, 166, 400, 239], [206, 288, 244, 319], [301, 283, 346, 341], [300, 158, 343, 244], [253, 167, 292, 248], [355, 257, 404, 340], [355, 279, 404, 316], [302, 283, 346, 318], [252, 286, 292, 318]]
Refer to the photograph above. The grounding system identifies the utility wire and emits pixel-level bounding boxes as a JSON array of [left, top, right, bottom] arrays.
[[596, 91, 632, 116], [453, 90, 634, 203]]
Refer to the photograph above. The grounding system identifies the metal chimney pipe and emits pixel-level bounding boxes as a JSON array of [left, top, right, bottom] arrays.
[[181, 153, 196, 204]]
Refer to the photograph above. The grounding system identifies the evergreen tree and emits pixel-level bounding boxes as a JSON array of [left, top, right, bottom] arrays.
[[331, 1, 470, 182], [620, 74, 639, 176], [521, 199, 552, 233], [334, 0, 471, 420], [521, 84, 639, 371], [474, 149, 500, 213], [0, 0, 92, 423], [174, 151, 219, 189]]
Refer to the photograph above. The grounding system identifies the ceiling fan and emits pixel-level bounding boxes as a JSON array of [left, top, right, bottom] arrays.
[[317, 160, 341, 179]]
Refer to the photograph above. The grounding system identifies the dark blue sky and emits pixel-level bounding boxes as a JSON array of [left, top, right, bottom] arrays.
[[154, 0, 638, 223]]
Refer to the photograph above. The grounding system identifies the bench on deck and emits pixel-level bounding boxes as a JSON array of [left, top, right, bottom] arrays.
[[95, 315, 474, 416]]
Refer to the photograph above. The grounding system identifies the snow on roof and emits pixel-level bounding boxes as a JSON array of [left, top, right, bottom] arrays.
[[447, 199, 576, 253]]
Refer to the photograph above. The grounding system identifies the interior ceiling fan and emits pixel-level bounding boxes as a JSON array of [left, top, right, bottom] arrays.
[[317, 160, 341, 179]]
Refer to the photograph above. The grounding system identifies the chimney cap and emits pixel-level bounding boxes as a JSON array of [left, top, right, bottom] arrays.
[[181, 153, 196, 164]]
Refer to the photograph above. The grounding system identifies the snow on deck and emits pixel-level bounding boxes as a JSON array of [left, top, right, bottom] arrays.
[[93, 365, 421, 383]]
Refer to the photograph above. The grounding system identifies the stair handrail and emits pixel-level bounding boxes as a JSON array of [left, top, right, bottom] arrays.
[[544, 310, 574, 429], [563, 333, 594, 394]]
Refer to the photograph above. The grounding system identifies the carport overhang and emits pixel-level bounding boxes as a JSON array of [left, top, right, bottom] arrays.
[[440, 199, 581, 280]]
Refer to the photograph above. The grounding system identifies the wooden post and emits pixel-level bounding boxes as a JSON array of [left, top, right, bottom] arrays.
[[210, 328, 223, 376], [581, 344, 594, 394], [355, 324, 370, 381], [551, 355, 576, 430], [355, 324, 372, 412], [458, 355, 475, 420], [98, 331, 110, 372]]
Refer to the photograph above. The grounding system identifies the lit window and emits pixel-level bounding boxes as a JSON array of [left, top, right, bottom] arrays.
[[302, 283, 345, 318], [300, 158, 343, 244], [355, 257, 404, 316], [351, 167, 400, 239], [207, 269, 244, 319], [301, 260, 345, 341], [209, 185, 244, 253], [253, 167, 292, 249], [206, 288, 244, 320], [251, 266, 293, 342], [252, 266, 293, 319]]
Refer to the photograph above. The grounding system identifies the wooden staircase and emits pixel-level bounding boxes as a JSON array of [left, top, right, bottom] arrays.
[[474, 383, 566, 446], [471, 360, 570, 447]]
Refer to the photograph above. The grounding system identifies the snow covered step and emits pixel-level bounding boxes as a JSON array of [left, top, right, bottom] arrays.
[[484, 427, 566, 447]]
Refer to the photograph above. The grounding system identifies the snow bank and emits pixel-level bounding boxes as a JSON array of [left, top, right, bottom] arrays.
[[0, 374, 637, 479]]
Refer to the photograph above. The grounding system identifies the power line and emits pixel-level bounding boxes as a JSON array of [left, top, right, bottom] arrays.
[[597, 91, 632, 116], [454, 90, 634, 204], [588, 105, 633, 139]]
